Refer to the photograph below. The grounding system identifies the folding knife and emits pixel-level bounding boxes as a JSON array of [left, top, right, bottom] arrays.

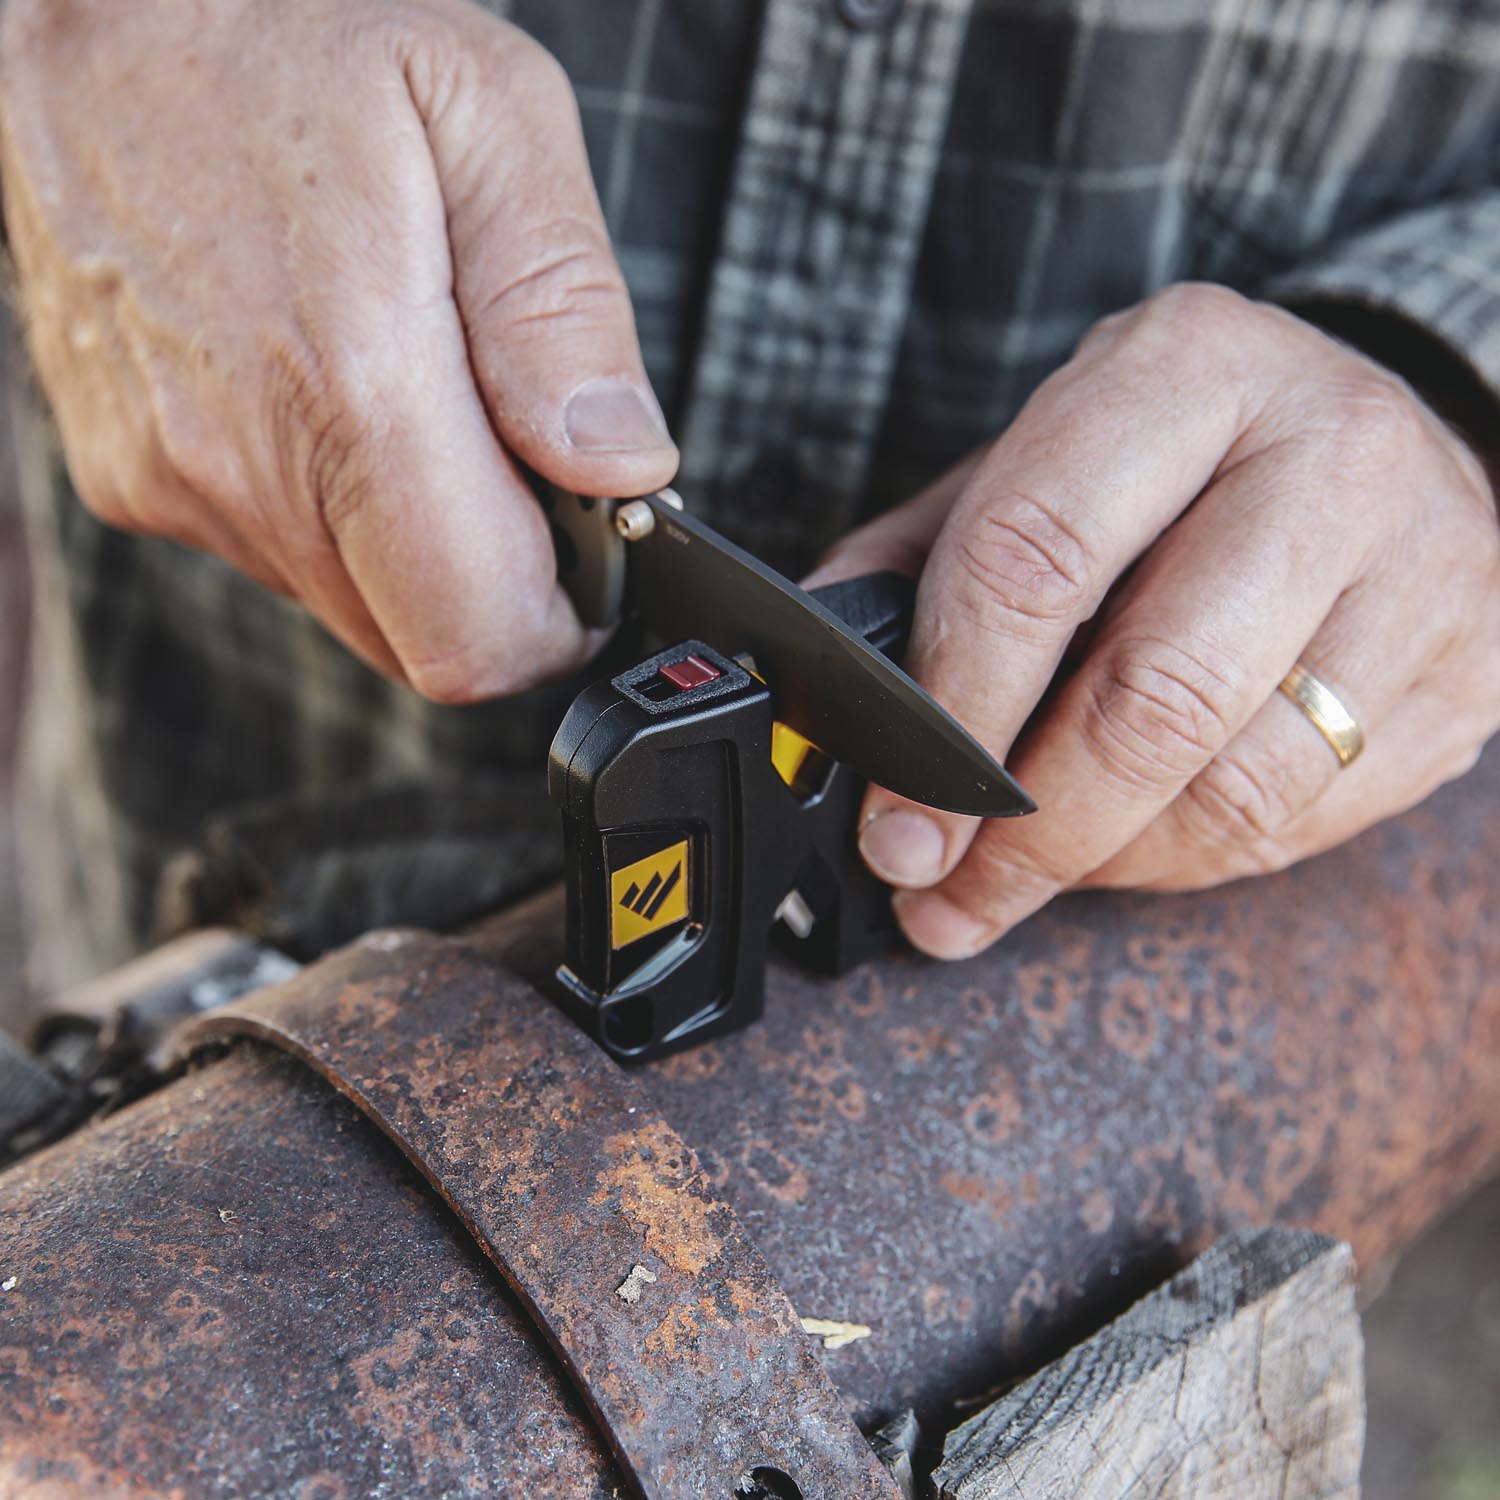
[[546, 488, 1034, 819]]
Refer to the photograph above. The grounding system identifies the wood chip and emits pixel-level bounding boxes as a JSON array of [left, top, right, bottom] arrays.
[[615, 1264, 658, 1304], [799, 1316, 872, 1350]]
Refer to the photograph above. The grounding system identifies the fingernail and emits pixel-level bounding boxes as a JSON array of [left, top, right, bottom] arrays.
[[892, 890, 994, 960], [859, 809, 948, 887], [564, 378, 673, 453]]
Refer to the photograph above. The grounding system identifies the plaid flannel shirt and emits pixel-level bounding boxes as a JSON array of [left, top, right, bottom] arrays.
[[17, 0, 1500, 986]]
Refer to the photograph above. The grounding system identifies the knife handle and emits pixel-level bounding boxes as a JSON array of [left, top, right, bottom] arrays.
[[543, 488, 626, 628]]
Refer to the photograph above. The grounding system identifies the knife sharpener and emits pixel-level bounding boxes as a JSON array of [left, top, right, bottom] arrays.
[[547, 576, 911, 1062]]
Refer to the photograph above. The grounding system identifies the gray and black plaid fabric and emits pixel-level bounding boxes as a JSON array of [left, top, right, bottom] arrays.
[[17, 0, 1500, 985]]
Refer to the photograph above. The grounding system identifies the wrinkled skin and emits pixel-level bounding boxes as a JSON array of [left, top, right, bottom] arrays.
[[2, 6, 1497, 953], [813, 288, 1500, 957], [0, 0, 678, 699]]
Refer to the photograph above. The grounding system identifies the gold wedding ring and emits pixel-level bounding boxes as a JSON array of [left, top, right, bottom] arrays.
[[1278, 662, 1365, 768]]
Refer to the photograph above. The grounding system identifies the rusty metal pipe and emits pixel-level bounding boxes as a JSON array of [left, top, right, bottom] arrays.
[[2, 748, 1498, 1496]]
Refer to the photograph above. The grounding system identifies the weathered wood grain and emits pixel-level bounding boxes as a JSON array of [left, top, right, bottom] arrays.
[[933, 1227, 1364, 1499]]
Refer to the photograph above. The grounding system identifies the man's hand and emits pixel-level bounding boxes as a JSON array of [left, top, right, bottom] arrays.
[[811, 285, 1500, 958], [0, 0, 676, 699]]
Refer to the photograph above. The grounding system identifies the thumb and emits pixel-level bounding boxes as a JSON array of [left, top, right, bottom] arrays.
[[415, 21, 677, 497]]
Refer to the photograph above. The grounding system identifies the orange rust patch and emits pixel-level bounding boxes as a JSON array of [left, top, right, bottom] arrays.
[[643, 1301, 705, 1362], [888, 1024, 964, 1065], [920, 1282, 975, 1329], [835, 969, 887, 1017], [1080, 1187, 1114, 1235], [938, 1171, 1015, 1223], [595, 1120, 723, 1277], [739, 1139, 810, 1205], [654, 1046, 723, 1083], [1014, 959, 1082, 1043], [1100, 975, 1159, 1062], [962, 1087, 1020, 1144]]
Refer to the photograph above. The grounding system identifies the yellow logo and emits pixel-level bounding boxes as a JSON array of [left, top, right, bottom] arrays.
[[610, 840, 689, 950]]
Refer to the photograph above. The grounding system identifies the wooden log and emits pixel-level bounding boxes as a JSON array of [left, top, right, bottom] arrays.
[[932, 1227, 1364, 1499]]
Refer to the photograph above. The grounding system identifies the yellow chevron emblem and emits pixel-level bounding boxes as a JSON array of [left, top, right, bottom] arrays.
[[610, 840, 689, 950]]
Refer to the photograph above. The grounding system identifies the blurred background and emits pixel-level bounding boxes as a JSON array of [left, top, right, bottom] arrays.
[[0, 339, 1495, 1498], [1, 343, 27, 1040]]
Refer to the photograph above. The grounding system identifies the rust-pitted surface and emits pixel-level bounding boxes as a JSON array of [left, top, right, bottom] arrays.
[[631, 753, 1500, 1432], [0, 1046, 625, 1498], [475, 747, 1500, 1434], [0, 746, 1497, 1494], [170, 934, 901, 1500]]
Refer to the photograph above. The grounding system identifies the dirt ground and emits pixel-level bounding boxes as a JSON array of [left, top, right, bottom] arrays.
[[0, 362, 1495, 1498]]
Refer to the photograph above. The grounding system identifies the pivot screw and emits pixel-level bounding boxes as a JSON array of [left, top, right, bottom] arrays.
[[615, 499, 656, 542]]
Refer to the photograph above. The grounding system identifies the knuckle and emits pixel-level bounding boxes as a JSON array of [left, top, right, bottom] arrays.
[[311, 420, 381, 537], [506, 31, 574, 106], [341, 6, 450, 78], [404, 645, 492, 705], [152, 392, 250, 516], [1133, 282, 1253, 353], [350, 8, 571, 120], [1427, 417, 1497, 520], [950, 489, 1101, 631], [1457, 493, 1500, 576], [969, 828, 1072, 894], [1312, 370, 1423, 480], [1452, 442, 1496, 517], [71, 469, 131, 531], [1448, 604, 1500, 726], [1074, 306, 1130, 355], [403, 639, 534, 705], [265, 332, 389, 539], [1081, 638, 1241, 787], [1082, 283, 1259, 399], [472, 218, 630, 340], [1435, 509, 1500, 614], [66, 428, 166, 537], [1180, 751, 1300, 854], [459, 22, 575, 110]]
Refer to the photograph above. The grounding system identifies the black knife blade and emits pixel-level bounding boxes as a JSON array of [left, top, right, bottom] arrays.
[[550, 490, 1032, 818]]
